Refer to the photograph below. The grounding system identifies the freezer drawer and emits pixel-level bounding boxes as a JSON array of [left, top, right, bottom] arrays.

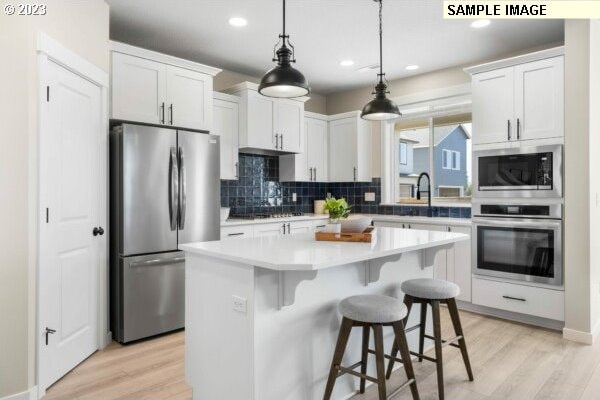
[[114, 252, 185, 343]]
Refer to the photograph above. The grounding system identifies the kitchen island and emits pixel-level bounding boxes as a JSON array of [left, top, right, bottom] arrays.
[[180, 227, 468, 400]]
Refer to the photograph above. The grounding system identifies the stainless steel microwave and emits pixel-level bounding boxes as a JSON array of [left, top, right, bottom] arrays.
[[473, 145, 563, 199]]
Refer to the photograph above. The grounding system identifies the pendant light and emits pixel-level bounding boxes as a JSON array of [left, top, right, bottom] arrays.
[[258, 0, 310, 98], [361, 0, 401, 121]]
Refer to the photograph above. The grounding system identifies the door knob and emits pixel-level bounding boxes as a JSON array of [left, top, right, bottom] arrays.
[[93, 227, 105, 236]]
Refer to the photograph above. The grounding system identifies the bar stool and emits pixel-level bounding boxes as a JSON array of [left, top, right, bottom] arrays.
[[323, 294, 420, 400], [386, 279, 474, 400]]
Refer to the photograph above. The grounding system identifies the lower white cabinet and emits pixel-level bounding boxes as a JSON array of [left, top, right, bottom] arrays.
[[373, 220, 472, 302], [221, 225, 253, 239], [313, 220, 328, 232], [288, 220, 313, 234], [254, 222, 286, 237], [472, 277, 564, 321]]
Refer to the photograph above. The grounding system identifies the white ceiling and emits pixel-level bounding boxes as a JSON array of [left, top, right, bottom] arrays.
[[107, 0, 564, 94]]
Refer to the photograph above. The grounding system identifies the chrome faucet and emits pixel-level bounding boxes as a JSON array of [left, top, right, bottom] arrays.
[[416, 172, 433, 218]]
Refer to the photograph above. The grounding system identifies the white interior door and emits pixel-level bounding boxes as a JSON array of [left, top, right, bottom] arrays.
[[39, 60, 103, 391]]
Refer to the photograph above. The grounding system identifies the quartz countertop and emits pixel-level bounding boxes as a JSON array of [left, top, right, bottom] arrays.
[[180, 226, 468, 271], [221, 213, 329, 227]]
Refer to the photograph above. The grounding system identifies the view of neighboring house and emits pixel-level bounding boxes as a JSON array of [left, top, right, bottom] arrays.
[[397, 124, 471, 197]]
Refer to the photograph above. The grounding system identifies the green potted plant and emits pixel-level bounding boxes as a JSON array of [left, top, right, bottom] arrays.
[[323, 197, 351, 234]]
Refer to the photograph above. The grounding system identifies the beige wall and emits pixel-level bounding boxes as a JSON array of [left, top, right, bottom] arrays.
[[0, 1, 110, 397], [213, 69, 328, 114]]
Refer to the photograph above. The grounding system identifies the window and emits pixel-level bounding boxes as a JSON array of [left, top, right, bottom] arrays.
[[399, 142, 407, 165], [392, 116, 472, 203]]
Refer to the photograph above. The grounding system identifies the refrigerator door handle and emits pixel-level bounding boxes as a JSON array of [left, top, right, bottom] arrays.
[[169, 147, 179, 231], [178, 146, 187, 230]]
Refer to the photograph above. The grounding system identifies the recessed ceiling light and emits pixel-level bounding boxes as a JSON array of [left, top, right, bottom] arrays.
[[471, 19, 491, 28], [405, 65, 419, 71], [340, 60, 355, 67], [228, 17, 248, 27]]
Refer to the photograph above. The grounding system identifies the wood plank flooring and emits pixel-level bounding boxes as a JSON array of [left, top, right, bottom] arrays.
[[44, 310, 600, 400]]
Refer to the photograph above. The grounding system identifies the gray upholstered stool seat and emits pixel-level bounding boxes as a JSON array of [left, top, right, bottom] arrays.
[[339, 294, 408, 323], [401, 278, 460, 300]]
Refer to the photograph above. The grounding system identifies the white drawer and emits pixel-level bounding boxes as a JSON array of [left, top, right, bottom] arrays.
[[313, 220, 328, 232], [472, 277, 564, 321], [220, 225, 253, 239]]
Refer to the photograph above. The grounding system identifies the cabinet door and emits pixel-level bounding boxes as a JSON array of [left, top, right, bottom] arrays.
[[447, 225, 472, 302], [313, 220, 328, 232], [220, 225, 253, 240], [247, 91, 276, 150], [254, 222, 284, 237], [514, 57, 564, 141], [288, 220, 312, 234], [472, 67, 514, 145], [329, 118, 357, 182], [409, 223, 448, 280], [355, 118, 372, 182], [166, 65, 212, 131], [213, 98, 239, 180], [307, 118, 328, 182], [276, 99, 303, 153], [111, 52, 166, 124]]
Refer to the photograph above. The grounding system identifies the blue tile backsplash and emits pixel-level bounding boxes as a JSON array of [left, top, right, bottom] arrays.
[[221, 153, 471, 219]]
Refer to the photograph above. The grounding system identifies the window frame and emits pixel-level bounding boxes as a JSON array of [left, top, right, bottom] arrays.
[[399, 141, 408, 165]]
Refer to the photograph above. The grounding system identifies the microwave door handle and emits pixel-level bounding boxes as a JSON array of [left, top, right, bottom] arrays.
[[178, 146, 187, 230], [169, 147, 179, 231]]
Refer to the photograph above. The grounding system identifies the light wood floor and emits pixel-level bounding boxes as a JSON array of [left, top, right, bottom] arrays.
[[45, 310, 600, 400]]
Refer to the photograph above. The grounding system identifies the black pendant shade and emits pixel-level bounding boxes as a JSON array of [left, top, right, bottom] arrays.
[[361, 0, 401, 121], [259, 0, 310, 98]]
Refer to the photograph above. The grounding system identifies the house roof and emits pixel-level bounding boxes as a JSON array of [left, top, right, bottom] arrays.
[[398, 124, 471, 148]]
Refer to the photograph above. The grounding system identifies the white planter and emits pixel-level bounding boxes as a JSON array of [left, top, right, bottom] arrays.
[[325, 222, 341, 234]]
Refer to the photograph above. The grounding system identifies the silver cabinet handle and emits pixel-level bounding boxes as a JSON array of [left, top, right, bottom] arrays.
[[287, 223, 291, 234], [161, 102, 165, 124], [130, 257, 185, 267], [227, 232, 244, 237], [314, 167, 317, 181], [408, 224, 412, 229], [316, 225, 326, 228], [282, 223, 286, 234], [353, 167, 357, 182], [280, 134, 283, 150], [275, 134, 279, 149], [169, 147, 179, 231], [507, 119, 511, 141], [517, 118, 521, 140], [169, 103, 173, 125], [235, 161, 239, 179], [178, 146, 187, 230], [309, 167, 313, 181], [502, 295, 526, 302], [447, 226, 451, 232]]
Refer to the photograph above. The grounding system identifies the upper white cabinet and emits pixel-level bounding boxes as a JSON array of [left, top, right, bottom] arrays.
[[223, 82, 306, 153], [328, 112, 372, 182], [468, 49, 564, 146], [213, 92, 240, 180], [111, 42, 221, 131], [280, 112, 329, 182]]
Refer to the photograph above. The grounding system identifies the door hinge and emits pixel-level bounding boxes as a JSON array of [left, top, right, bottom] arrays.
[[46, 208, 49, 223], [46, 86, 50, 102]]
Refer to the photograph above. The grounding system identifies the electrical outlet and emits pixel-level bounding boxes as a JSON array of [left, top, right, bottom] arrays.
[[365, 192, 375, 202], [292, 193, 297, 202], [232, 295, 247, 313]]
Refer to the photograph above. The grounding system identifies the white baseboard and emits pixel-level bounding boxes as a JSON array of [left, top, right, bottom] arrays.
[[0, 387, 37, 400], [563, 327, 594, 345]]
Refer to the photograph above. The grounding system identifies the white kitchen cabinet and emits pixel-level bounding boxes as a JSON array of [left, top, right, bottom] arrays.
[[111, 52, 166, 125], [288, 220, 313, 234], [223, 82, 306, 153], [280, 113, 328, 182], [373, 220, 472, 302], [221, 225, 253, 240], [111, 42, 220, 131], [328, 112, 372, 182], [313, 220, 328, 232], [213, 93, 240, 180], [469, 52, 564, 146], [254, 222, 286, 237], [166, 65, 213, 131]]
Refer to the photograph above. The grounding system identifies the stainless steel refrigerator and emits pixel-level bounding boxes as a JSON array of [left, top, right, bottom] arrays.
[[110, 123, 220, 343]]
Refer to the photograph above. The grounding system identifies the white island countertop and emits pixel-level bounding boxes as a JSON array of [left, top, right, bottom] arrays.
[[180, 226, 468, 271]]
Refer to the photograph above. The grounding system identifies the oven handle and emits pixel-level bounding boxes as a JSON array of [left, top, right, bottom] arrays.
[[472, 217, 562, 230]]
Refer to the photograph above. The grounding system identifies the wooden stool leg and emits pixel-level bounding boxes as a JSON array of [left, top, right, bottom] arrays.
[[418, 301, 427, 362], [393, 321, 421, 400], [386, 296, 413, 379], [431, 301, 444, 400], [323, 317, 354, 400], [373, 325, 387, 400], [447, 298, 474, 381], [359, 325, 371, 393]]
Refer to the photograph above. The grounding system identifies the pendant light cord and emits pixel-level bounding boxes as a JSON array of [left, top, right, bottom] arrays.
[[378, 0, 383, 81], [283, 0, 286, 38]]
